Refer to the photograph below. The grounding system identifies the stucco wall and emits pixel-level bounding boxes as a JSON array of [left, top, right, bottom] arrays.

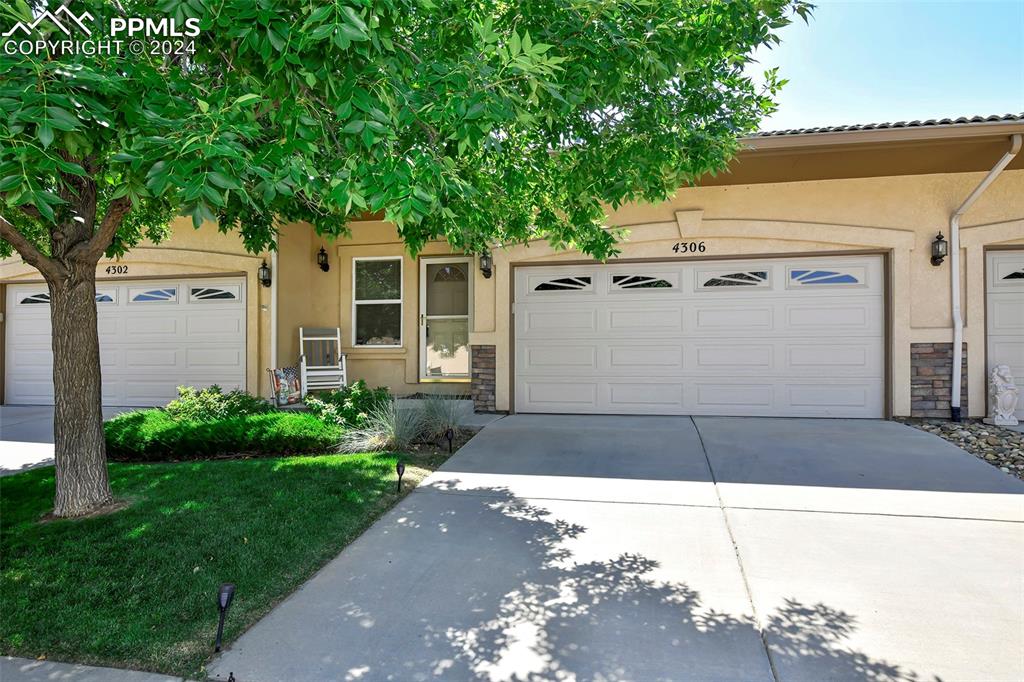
[[468, 169, 1024, 416], [275, 220, 467, 396], [3, 168, 1022, 412]]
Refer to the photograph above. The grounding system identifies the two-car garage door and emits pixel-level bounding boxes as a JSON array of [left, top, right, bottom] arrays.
[[514, 256, 884, 417], [4, 278, 246, 406]]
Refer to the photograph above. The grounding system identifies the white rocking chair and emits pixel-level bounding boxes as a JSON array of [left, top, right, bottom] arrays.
[[299, 327, 347, 398]]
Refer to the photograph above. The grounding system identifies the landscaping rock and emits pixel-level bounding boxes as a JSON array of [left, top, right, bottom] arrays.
[[898, 418, 1024, 481]]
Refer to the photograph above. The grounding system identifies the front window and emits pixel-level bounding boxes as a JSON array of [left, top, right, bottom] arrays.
[[353, 258, 402, 347]]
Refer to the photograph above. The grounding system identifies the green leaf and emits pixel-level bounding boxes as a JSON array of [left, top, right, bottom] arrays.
[[0, 176, 22, 192], [45, 106, 80, 131], [339, 6, 367, 32], [207, 172, 240, 190], [37, 124, 54, 148], [197, 99, 210, 114], [232, 94, 261, 107]]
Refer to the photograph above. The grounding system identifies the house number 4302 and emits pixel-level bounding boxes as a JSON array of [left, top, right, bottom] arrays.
[[105, 265, 128, 275], [672, 241, 706, 253]]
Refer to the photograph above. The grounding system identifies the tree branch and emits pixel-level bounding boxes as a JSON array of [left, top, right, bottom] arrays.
[[78, 197, 132, 261], [19, 204, 42, 220], [0, 213, 64, 281]]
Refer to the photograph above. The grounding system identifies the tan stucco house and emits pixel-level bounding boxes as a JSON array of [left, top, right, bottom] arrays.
[[2, 114, 1023, 421]]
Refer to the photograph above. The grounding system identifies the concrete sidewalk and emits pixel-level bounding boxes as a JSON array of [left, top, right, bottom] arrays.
[[1, 656, 193, 682]]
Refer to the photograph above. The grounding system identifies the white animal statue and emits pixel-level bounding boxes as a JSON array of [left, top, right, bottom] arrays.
[[985, 364, 1019, 426]]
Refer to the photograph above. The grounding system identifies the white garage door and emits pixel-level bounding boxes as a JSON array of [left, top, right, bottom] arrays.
[[514, 256, 885, 417], [5, 277, 246, 406], [987, 250, 1024, 420]]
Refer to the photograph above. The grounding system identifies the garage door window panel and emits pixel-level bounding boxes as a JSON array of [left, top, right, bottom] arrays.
[[788, 268, 865, 287], [189, 286, 240, 302], [533, 276, 592, 292], [611, 275, 676, 290], [700, 271, 769, 288], [354, 258, 402, 347], [18, 292, 50, 304], [130, 287, 177, 303]]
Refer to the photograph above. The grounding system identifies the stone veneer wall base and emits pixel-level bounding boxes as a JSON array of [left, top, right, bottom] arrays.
[[470, 345, 496, 413], [910, 343, 967, 418]]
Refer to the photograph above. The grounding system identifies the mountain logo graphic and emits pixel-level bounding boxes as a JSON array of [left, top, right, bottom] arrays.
[[2, 6, 95, 37]]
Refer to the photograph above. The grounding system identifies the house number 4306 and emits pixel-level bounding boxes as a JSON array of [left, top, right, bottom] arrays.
[[672, 241, 706, 253]]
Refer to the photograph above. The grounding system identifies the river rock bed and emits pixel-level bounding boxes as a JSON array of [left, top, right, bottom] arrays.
[[899, 419, 1024, 481]]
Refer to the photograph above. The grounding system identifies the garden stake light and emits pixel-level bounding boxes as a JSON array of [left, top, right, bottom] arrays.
[[445, 428, 455, 453], [396, 461, 405, 492], [214, 583, 236, 652]]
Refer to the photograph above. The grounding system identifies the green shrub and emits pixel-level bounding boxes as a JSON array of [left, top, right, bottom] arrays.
[[105, 410, 342, 461], [338, 400, 424, 453], [303, 380, 391, 427], [164, 385, 272, 422]]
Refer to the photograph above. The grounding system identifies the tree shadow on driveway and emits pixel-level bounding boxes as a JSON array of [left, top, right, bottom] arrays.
[[210, 482, 925, 682]]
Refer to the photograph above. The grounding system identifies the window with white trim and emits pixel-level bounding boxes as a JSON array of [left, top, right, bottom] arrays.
[[353, 258, 402, 347]]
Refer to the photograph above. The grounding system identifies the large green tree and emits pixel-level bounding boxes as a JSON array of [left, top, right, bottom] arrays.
[[0, 0, 809, 516]]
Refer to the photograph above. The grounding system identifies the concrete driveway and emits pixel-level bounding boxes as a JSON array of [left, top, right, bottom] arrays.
[[209, 415, 1023, 682], [0, 405, 134, 476]]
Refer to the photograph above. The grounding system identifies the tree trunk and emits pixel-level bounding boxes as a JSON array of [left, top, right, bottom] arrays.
[[48, 265, 113, 517]]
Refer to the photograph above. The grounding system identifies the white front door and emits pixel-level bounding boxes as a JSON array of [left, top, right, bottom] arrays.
[[514, 256, 885, 417], [986, 250, 1024, 420], [4, 277, 246, 406], [419, 257, 472, 380]]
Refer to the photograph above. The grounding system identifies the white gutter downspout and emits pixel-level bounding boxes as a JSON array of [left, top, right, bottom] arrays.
[[948, 133, 1021, 421]]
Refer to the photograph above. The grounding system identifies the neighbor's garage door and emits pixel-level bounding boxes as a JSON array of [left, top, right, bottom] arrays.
[[5, 278, 246, 406], [987, 250, 1024, 420], [514, 256, 885, 417]]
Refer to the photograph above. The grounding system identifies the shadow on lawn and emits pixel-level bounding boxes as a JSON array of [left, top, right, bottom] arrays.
[[212, 481, 928, 682], [0, 454, 407, 676]]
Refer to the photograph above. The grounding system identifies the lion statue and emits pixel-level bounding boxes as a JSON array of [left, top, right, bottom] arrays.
[[986, 364, 1020, 426]]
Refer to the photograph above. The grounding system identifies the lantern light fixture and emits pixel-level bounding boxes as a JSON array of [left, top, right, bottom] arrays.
[[479, 251, 493, 279], [257, 260, 272, 287], [317, 246, 330, 272], [931, 232, 948, 266]]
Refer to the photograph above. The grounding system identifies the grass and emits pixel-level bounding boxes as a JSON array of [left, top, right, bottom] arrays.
[[0, 450, 448, 678]]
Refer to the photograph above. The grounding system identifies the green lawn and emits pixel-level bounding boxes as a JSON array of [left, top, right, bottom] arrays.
[[0, 452, 446, 678]]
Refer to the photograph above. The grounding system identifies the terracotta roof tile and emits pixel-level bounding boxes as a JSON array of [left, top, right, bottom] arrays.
[[756, 113, 1024, 137]]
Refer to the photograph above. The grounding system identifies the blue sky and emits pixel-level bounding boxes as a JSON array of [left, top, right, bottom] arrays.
[[750, 0, 1024, 131]]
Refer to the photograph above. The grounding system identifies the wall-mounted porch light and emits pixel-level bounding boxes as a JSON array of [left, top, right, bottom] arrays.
[[258, 260, 272, 287], [930, 232, 948, 266], [479, 251, 493, 279], [317, 246, 330, 272]]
